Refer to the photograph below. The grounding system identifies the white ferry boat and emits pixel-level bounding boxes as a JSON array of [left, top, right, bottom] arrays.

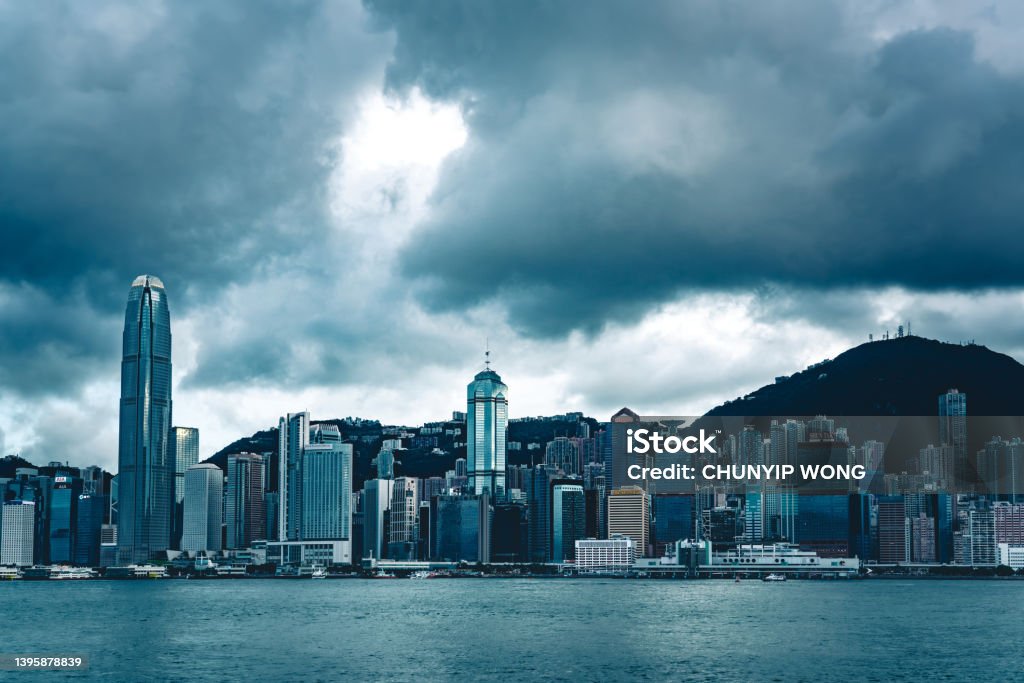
[[51, 567, 96, 580]]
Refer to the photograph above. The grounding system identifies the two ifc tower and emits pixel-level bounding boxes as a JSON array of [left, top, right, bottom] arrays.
[[115, 275, 509, 564]]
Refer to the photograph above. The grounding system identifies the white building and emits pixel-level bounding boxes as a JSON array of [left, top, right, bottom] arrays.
[[998, 543, 1024, 570], [182, 464, 223, 554], [267, 540, 351, 567], [575, 536, 637, 573], [1, 501, 35, 567]]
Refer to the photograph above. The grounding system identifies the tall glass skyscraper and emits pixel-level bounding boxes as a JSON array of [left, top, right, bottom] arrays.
[[467, 357, 508, 500], [278, 412, 309, 541], [226, 453, 266, 550], [939, 388, 968, 486], [170, 426, 199, 549], [117, 275, 173, 565]]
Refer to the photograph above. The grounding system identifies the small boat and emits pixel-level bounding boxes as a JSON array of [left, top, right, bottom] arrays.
[[311, 565, 327, 579], [371, 569, 397, 579], [734, 575, 741, 583], [410, 570, 437, 579], [762, 573, 787, 582]]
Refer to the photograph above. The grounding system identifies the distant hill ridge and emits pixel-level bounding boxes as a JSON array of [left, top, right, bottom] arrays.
[[705, 336, 1024, 417]]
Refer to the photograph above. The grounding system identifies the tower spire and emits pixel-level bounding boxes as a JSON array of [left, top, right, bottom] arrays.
[[485, 337, 490, 370]]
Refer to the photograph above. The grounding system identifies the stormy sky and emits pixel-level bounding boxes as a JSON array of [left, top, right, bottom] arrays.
[[3, 1, 1024, 470]]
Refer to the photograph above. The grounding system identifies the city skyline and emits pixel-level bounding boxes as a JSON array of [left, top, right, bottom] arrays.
[[5, 2, 1024, 471]]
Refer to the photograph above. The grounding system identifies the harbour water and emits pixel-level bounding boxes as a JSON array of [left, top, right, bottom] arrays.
[[2, 579, 1019, 681]]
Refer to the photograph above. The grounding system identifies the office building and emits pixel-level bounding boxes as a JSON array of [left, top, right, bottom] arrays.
[[575, 536, 637, 573], [1, 501, 36, 566], [301, 442, 353, 541], [939, 389, 968, 486], [607, 486, 649, 556], [169, 426, 199, 549], [526, 465, 557, 562], [997, 543, 1024, 569], [877, 496, 908, 564], [182, 464, 223, 554], [74, 494, 106, 566], [117, 275, 174, 564], [607, 408, 642, 492], [362, 478, 394, 561], [551, 483, 585, 562], [225, 453, 265, 550], [278, 411, 309, 541], [49, 475, 83, 564], [435, 494, 491, 563], [466, 358, 508, 500], [388, 477, 419, 560], [491, 503, 528, 563]]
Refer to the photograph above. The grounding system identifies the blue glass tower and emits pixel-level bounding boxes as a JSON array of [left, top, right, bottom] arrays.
[[117, 275, 173, 564], [466, 353, 508, 500]]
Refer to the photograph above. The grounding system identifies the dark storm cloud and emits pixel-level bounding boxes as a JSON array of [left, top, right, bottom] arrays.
[[0, 1, 390, 395], [368, 1, 1024, 337]]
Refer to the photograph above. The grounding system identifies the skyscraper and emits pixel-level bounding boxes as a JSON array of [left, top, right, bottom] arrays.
[[551, 483, 585, 562], [74, 494, 106, 566], [607, 486, 650, 557], [939, 389, 967, 486], [278, 412, 309, 541], [49, 475, 83, 563], [545, 437, 580, 477], [117, 275, 173, 565], [1, 501, 36, 567], [182, 464, 223, 554], [362, 478, 394, 561], [225, 454, 265, 550], [301, 442, 353, 541], [169, 426, 199, 549], [388, 477, 419, 560], [467, 356, 508, 500]]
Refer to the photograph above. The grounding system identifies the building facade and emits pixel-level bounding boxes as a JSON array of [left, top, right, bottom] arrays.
[[1, 501, 36, 566], [226, 454, 265, 550], [117, 275, 174, 564], [607, 486, 650, 556], [301, 443, 353, 541], [182, 464, 224, 554], [575, 536, 637, 573], [170, 426, 199, 549], [278, 412, 309, 542], [466, 364, 508, 500]]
